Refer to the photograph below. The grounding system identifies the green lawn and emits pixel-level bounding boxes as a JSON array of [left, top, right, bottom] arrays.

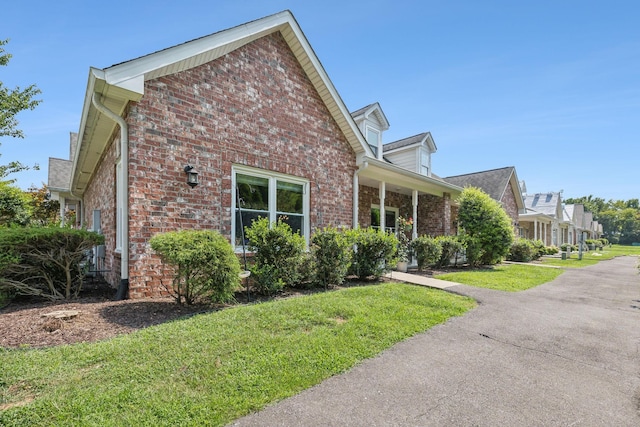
[[540, 244, 640, 268], [0, 283, 475, 427], [435, 264, 564, 291]]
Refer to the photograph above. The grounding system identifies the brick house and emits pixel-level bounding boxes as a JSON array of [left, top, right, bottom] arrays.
[[48, 11, 462, 298]]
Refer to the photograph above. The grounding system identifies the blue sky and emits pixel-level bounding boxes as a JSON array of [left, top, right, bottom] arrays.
[[2, 0, 638, 201]]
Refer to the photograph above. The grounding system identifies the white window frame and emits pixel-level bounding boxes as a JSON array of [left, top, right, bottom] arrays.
[[370, 204, 399, 233], [366, 126, 381, 158], [115, 159, 123, 252], [419, 149, 430, 176], [232, 165, 310, 251]]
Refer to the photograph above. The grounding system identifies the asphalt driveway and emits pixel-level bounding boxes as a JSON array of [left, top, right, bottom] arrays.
[[232, 256, 640, 426]]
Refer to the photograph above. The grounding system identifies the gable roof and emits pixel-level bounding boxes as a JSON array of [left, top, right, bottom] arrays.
[[443, 166, 524, 210], [69, 10, 374, 194], [383, 132, 436, 153], [350, 102, 390, 131]]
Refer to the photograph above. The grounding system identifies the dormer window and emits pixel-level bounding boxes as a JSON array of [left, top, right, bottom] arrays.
[[366, 127, 381, 158], [420, 150, 429, 176]]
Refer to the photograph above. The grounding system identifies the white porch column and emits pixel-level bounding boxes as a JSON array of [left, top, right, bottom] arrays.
[[379, 182, 386, 232], [412, 190, 419, 239], [59, 196, 66, 227], [534, 219, 538, 240], [543, 222, 547, 245]]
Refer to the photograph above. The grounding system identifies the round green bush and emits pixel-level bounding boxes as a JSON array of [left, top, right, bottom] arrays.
[[410, 236, 442, 271], [507, 238, 536, 262], [150, 229, 240, 304], [346, 228, 398, 279]]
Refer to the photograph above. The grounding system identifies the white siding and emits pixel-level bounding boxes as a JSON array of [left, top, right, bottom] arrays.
[[386, 149, 418, 172]]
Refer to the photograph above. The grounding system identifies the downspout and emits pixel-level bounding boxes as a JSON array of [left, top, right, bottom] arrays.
[[91, 93, 129, 300], [352, 161, 368, 228]]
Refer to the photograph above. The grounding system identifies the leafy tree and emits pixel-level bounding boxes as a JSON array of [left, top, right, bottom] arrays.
[[457, 187, 514, 265], [567, 195, 640, 244], [0, 39, 42, 181], [26, 184, 59, 225], [0, 180, 30, 226]]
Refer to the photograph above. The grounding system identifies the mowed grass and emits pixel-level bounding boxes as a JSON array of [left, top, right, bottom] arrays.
[[435, 264, 564, 291], [540, 244, 640, 268], [0, 283, 475, 427]]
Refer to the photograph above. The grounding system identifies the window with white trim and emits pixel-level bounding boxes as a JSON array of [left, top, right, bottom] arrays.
[[420, 150, 429, 176], [366, 127, 380, 157], [233, 166, 309, 250], [370, 205, 398, 234]]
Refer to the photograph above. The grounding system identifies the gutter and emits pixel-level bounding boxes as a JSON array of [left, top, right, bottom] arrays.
[[91, 92, 129, 300], [353, 161, 369, 228]]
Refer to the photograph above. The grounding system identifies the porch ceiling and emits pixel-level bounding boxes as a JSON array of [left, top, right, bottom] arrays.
[[359, 157, 463, 200]]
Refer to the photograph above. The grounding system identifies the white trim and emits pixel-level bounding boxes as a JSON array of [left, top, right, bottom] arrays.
[[365, 126, 382, 160], [232, 165, 310, 251]]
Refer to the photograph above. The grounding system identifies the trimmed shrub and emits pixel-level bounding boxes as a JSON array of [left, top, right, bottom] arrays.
[[457, 187, 514, 265], [434, 235, 463, 267], [410, 236, 442, 271], [545, 245, 560, 255], [346, 228, 398, 280], [311, 227, 352, 288], [245, 217, 305, 294], [561, 243, 578, 252], [530, 239, 546, 260], [150, 230, 240, 305], [507, 238, 536, 262], [0, 227, 104, 300]]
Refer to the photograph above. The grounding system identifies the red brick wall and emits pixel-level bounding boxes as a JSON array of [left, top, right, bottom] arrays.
[[357, 185, 412, 226], [121, 32, 357, 297], [417, 194, 452, 236], [83, 133, 121, 288], [358, 185, 456, 237], [501, 182, 520, 231]]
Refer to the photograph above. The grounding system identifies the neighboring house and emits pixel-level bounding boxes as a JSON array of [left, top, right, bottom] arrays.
[[563, 203, 602, 246], [520, 192, 569, 246], [48, 11, 462, 298], [563, 204, 578, 245], [443, 166, 525, 233], [47, 133, 80, 223]]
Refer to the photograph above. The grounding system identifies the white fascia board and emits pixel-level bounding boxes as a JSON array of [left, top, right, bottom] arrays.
[[102, 12, 292, 89], [70, 69, 101, 194]]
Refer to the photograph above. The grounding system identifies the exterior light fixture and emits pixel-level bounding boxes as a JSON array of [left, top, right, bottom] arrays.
[[184, 165, 198, 188]]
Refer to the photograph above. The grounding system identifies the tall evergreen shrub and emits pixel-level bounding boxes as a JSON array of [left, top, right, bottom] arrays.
[[457, 187, 514, 266]]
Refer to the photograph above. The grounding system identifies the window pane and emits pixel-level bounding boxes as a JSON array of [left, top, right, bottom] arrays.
[[371, 208, 380, 228], [277, 180, 303, 214], [279, 214, 303, 235], [237, 174, 269, 211], [385, 211, 397, 233], [235, 210, 267, 247]]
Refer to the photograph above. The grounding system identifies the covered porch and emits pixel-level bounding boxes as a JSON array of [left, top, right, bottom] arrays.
[[353, 157, 462, 238]]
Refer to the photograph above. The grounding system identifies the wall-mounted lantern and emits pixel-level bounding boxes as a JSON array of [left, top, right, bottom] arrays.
[[184, 165, 199, 188]]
